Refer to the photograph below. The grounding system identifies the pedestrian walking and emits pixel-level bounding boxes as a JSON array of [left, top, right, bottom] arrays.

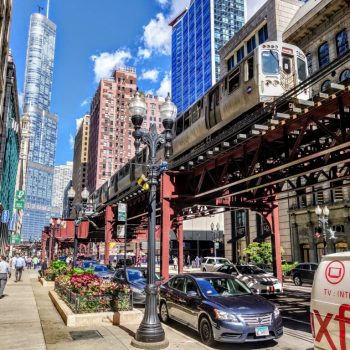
[[0, 256, 11, 299], [15, 254, 25, 282], [26, 256, 32, 269], [187, 255, 191, 268], [10, 255, 17, 271], [39, 259, 48, 278], [195, 255, 200, 268], [136, 256, 141, 267], [32, 256, 39, 269], [173, 256, 178, 271]]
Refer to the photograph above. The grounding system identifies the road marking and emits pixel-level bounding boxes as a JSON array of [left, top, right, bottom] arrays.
[[283, 316, 311, 325]]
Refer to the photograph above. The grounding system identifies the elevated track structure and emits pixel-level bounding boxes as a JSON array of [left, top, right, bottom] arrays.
[[67, 51, 350, 280]]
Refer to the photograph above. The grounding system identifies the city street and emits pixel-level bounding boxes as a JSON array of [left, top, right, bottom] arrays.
[[0, 270, 314, 350]]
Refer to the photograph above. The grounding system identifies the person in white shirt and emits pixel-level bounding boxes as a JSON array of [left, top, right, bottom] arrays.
[[0, 255, 11, 298]]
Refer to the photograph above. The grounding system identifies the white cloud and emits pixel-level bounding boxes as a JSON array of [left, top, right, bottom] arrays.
[[80, 98, 90, 107], [76, 117, 84, 131], [137, 47, 152, 59], [156, 72, 171, 97], [142, 13, 172, 56], [18, 92, 24, 113], [169, 0, 190, 17], [156, 0, 169, 6], [91, 49, 131, 83], [140, 69, 160, 82], [69, 133, 74, 150], [145, 89, 155, 96], [247, 0, 267, 20]]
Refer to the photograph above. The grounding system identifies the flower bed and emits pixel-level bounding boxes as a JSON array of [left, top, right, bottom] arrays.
[[55, 273, 132, 314], [44, 260, 68, 281]]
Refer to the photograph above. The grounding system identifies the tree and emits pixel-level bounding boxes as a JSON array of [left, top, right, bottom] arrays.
[[243, 242, 284, 265]]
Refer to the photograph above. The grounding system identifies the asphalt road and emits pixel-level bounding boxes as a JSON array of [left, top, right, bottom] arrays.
[[149, 282, 314, 349]]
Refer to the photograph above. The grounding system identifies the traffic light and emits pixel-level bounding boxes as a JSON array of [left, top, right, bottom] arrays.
[[137, 174, 149, 191]]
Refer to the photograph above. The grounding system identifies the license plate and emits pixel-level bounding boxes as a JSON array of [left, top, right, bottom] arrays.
[[255, 326, 269, 337]]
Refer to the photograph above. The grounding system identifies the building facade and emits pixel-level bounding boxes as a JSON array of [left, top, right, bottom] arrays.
[[282, 0, 350, 263], [21, 13, 58, 241], [72, 115, 90, 204], [170, 0, 246, 114], [51, 161, 73, 217], [87, 67, 165, 193]]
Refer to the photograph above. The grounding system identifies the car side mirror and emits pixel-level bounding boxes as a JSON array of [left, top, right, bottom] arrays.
[[187, 291, 199, 298]]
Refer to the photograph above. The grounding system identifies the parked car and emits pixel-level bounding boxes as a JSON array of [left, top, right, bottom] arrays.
[[159, 273, 283, 346], [91, 264, 114, 281], [290, 262, 318, 286], [112, 267, 162, 305], [81, 260, 97, 269], [217, 264, 283, 295], [116, 258, 134, 267], [201, 257, 231, 272]]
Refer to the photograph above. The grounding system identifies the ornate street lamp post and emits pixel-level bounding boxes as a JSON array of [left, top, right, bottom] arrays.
[[67, 186, 90, 267], [211, 222, 220, 258], [130, 91, 176, 348], [315, 205, 336, 255]]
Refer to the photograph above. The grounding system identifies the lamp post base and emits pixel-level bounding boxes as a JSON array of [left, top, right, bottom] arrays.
[[131, 338, 169, 350]]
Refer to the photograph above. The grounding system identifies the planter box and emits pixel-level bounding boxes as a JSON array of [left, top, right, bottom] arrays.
[[39, 277, 55, 288], [49, 290, 142, 327], [54, 281, 132, 313]]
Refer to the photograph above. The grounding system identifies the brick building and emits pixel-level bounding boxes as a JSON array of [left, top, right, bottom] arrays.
[[87, 67, 165, 193]]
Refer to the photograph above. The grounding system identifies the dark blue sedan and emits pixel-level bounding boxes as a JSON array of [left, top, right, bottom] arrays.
[[91, 264, 114, 281], [159, 273, 283, 346]]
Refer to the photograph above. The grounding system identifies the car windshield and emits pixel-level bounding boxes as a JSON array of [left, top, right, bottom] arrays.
[[236, 265, 265, 275], [197, 277, 251, 297], [94, 265, 108, 272], [127, 269, 146, 282]]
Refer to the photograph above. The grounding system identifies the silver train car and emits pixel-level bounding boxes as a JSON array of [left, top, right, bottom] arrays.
[[91, 41, 310, 207]]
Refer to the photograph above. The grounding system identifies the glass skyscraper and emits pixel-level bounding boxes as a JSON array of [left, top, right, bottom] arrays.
[[22, 13, 57, 241], [171, 0, 245, 113]]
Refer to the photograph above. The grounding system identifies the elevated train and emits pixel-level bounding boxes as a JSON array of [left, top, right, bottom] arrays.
[[91, 41, 311, 210]]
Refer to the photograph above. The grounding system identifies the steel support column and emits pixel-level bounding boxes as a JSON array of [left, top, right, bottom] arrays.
[[48, 228, 53, 262], [176, 218, 184, 274], [266, 204, 282, 282], [104, 205, 114, 265], [160, 173, 173, 279]]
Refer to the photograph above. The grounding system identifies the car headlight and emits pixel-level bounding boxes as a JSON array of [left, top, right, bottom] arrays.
[[214, 309, 240, 322], [274, 307, 280, 318]]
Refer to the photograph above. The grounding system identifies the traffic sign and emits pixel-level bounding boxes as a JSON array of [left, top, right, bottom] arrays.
[[215, 242, 220, 249], [1, 210, 9, 223], [10, 234, 21, 244], [15, 201, 25, 209], [15, 190, 25, 200], [117, 225, 125, 238], [117, 203, 127, 222], [15, 190, 25, 210]]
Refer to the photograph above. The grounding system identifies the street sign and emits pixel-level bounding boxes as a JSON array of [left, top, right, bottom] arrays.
[[215, 242, 220, 249], [117, 225, 125, 238], [15, 201, 25, 209], [117, 203, 127, 222], [15, 190, 25, 200], [10, 234, 21, 244]]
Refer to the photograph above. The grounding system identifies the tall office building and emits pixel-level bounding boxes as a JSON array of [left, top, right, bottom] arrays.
[[170, 0, 246, 113], [51, 161, 73, 217], [87, 67, 165, 193], [21, 13, 58, 241], [72, 115, 90, 204]]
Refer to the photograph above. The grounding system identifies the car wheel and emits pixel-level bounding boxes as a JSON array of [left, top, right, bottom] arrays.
[[199, 317, 215, 346], [294, 275, 302, 286], [159, 302, 170, 323]]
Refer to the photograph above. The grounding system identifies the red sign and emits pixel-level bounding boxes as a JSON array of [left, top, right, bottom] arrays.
[[325, 260, 345, 285]]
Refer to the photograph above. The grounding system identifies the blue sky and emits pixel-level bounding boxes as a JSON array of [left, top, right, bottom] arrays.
[[10, 0, 265, 165]]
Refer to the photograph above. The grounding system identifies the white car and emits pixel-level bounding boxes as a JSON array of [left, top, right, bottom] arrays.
[[217, 264, 283, 295], [200, 257, 231, 272]]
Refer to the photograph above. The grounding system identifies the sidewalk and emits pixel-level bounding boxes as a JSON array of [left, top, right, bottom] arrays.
[[0, 269, 313, 350]]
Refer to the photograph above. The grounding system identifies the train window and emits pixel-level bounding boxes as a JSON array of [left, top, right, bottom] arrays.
[[244, 56, 254, 81], [228, 68, 240, 93], [282, 56, 292, 74], [297, 58, 307, 81], [262, 51, 279, 75], [175, 117, 184, 136], [321, 80, 331, 92], [339, 69, 350, 82]]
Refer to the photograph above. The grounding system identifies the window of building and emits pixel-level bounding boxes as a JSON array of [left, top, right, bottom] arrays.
[[339, 69, 350, 82], [237, 46, 244, 64], [336, 29, 349, 56], [318, 42, 330, 68], [227, 55, 235, 71], [258, 24, 268, 44], [247, 35, 256, 54], [321, 80, 331, 92]]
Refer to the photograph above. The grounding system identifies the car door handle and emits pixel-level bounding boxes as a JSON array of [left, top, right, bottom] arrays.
[[179, 298, 186, 303]]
